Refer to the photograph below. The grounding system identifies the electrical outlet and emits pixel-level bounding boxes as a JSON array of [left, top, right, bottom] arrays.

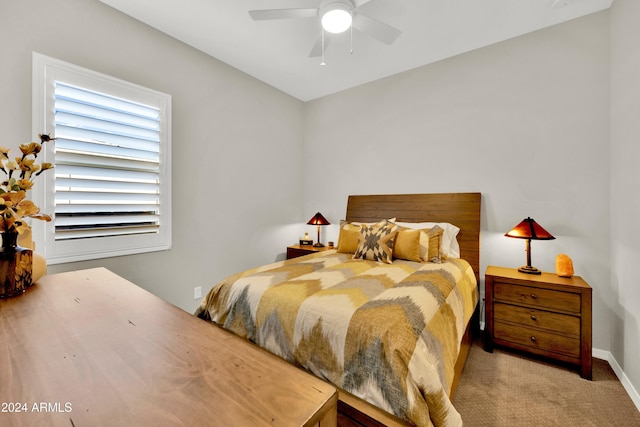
[[194, 286, 202, 300]]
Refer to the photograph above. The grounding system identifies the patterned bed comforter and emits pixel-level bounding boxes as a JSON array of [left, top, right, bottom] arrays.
[[195, 250, 478, 427]]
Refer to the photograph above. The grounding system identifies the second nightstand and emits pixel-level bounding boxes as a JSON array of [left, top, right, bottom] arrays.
[[286, 244, 333, 259], [484, 265, 592, 379]]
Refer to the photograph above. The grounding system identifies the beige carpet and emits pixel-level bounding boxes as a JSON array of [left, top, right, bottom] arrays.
[[452, 340, 640, 426]]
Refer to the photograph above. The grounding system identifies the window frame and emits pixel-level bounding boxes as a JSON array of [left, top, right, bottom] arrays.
[[31, 52, 172, 264]]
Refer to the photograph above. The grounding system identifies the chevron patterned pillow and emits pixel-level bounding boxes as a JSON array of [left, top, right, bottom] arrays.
[[353, 220, 398, 264], [419, 225, 445, 262]]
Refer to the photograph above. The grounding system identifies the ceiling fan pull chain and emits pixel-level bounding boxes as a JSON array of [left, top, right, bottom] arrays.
[[321, 27, 326, 66], [350, 11, 353, 54]]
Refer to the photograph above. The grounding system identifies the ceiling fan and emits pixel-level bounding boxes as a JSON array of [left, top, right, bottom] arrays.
[[248, 0, 401, 59]]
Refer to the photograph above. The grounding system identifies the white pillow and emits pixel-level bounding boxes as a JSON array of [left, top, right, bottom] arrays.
[[394, 221, 461, 258]]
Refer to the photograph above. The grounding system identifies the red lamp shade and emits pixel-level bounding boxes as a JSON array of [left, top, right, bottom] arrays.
[[307, 212, 330, 247], [505, 217, 555, 240], [307, 212, 330, 226], [505, 217, 555, 274]]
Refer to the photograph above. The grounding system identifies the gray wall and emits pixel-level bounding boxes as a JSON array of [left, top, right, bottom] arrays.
[[304, 12, 611, 350], [1, 0, 305, 313], [611, 0, 640, 400]]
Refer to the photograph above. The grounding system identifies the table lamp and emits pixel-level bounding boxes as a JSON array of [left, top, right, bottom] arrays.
[[505, 217, 555, 274], [307, 212, 330, 247]]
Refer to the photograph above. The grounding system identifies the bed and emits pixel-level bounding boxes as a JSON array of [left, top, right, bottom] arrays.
[[196, 193, 481, 427]]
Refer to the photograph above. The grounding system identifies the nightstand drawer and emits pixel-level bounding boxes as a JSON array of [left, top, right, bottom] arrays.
[[494, 321, 581, 358], [287, 247, 312, 259], [494, 303, 581, 337], [286, 245, 333, 259], [494, 282, 581, 313]]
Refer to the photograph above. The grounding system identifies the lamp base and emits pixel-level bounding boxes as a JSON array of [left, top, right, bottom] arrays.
[[518, 265, 542, 275], [313, 243, 325, 248]]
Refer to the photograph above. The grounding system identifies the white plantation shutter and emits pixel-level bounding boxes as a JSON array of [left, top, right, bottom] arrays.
[[54, 82, 161, 240], [32, 53, 171, 263]]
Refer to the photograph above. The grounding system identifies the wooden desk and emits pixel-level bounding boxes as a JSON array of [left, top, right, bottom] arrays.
[[0, 268, 337, 427]]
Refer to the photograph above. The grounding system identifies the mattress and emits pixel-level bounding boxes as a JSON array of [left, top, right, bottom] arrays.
[[196, 250, 478, 427]]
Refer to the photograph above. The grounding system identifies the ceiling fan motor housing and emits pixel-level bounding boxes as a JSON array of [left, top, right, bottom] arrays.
[[320, 0, 355, 33]]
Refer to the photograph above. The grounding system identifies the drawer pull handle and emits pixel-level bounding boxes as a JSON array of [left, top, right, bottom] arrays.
[[531, 315, 537, 321], [530, 294, 537, 299], [530, 336, 537, 342]]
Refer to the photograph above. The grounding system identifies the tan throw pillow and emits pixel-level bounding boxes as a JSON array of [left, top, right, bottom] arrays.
[[393, 228, 422, 262], [418, 226, 444, 262], [337, 222, 362, 254], [353, 220, 398, 264]]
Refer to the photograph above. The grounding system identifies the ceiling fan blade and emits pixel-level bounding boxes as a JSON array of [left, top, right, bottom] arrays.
[[249, 8, 318, 21], [352, 13, 401, 45], [353, 0, 374, 7], [309, 36, 330, 57]]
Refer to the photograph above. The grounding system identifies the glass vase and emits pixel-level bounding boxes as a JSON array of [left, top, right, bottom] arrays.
[[0, 231, 33, 298]]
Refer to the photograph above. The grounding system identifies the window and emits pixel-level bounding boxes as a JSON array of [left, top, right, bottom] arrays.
[[32, 53, 171, 263]]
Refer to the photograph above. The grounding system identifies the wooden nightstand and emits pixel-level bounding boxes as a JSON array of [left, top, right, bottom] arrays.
[[286, 244, 333, 259], [484, 266, 592, 379]]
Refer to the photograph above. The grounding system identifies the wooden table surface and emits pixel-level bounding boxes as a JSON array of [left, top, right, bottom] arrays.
[[0, 268, 337, 426]]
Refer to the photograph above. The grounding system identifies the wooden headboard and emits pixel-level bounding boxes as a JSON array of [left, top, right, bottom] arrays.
[[345, 193, 481, 281]]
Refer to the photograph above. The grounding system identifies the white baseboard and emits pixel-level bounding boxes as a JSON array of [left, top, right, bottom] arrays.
[[594, 348, 640, 412]]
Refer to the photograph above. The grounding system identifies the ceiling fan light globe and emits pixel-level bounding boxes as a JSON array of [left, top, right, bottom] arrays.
[[321, 9, 352, 33]]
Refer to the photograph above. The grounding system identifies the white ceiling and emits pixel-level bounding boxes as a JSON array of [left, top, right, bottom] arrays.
[[99, 0, 612, 102]]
